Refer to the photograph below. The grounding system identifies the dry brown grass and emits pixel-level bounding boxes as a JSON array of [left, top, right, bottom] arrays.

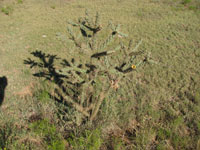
[[14, 82, 35, 99]]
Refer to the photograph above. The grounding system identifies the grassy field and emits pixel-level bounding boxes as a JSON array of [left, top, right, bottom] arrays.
[[0, 0, 200, 149]]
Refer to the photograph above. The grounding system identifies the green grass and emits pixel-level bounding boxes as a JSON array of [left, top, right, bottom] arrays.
[[0, 0, 200, 149]]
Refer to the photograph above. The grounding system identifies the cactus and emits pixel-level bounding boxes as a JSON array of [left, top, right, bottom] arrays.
[[25, 10, 157, 125]]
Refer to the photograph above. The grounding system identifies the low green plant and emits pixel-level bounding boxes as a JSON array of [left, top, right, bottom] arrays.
[[112, 137, 126, 150], [171, 133, 188, 149], [68, 129, 102, 150], [48, 140, 65, 150], [0, 121, 13, 149], [50, 5, 56, 9], [17, 0, 23, 4], [156, 142, 168, 150], [157, 128, 171, 141], [1, 6, 13, 15], [189, 5, 198, 10], [182, 0, 192, 5], [30, 119, 65, 150], [194, 89, 200, 104], [0, 115, 43, 150], [171, 0, 200, 11], [172, 116, 184, 129], [38, 89, 50, 103]]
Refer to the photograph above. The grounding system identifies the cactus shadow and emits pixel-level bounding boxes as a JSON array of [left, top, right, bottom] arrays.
[[24, 51, 91, 106], [24, 50, 69, 100], [24, 50, 65, 85]]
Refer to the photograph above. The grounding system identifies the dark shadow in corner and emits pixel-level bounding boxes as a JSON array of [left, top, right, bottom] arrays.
[[0, 76, 8, 106]]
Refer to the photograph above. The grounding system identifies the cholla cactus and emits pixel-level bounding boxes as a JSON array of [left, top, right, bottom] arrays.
[[26, 10, 156, 125], [53, 10, 156, 124]]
